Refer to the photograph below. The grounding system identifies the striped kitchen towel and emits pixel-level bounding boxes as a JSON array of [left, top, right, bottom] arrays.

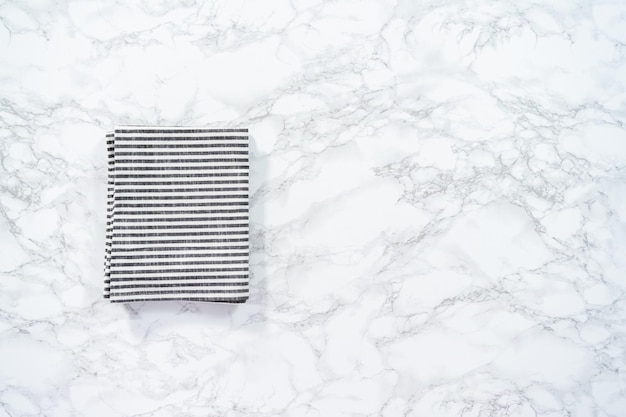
[[103, 126, 249, 303]]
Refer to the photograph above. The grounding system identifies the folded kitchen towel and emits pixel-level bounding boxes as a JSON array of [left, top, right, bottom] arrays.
[[103, 126, 249, 303]]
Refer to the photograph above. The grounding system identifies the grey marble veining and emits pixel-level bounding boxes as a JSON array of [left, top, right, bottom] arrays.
[[1, 0, 625, 416]]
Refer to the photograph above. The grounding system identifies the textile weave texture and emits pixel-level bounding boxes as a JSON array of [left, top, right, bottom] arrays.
[[103, 126, 249, 303]]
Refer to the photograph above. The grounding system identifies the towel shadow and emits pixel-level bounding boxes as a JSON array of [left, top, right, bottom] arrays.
[[120, 133, 270, 336]]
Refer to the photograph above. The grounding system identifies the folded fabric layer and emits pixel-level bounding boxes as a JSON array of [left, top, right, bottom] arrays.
[[104, 126, 249, 303]]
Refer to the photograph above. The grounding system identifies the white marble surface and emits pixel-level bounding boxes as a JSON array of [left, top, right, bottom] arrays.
[[1, 0, 625, 416]]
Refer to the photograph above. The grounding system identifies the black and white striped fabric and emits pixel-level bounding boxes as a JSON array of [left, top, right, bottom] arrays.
[[103, 126, 249, 303]]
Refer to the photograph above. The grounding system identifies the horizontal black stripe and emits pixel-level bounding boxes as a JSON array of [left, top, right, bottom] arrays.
[[115, 135, 248, 142], [114, 142, 248, 149], [115, 165, 249, 171], [113, 231, 247, 237], [110, 296, 248, 303], [110, 282, 249, 289], [116, 158, 248, 164], [110, 267, 248, 274], [110, 288, 249, 295], [113, 238, 248, 245], [115, 180, 248, 186], [111, 288, 248, 300], [115, 129, 247, 133], [111, 260, 247, 266], [112, 252, 247, 260], [115, 201, 247, 208], [115, 194, 248, 201], [115, 143, 248, 148], [115, 209, 247, 215], [116, 187, 247, 193], [110, 274, 248, 281], [115, 151, 248, 156], [116, 224, 247, 230], [115, 173, 248, 178], [116, 216, 247, 223], [113, 245, 248, 252]]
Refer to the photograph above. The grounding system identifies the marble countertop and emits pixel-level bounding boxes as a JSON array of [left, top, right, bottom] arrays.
[[1, 1, 625, 416]]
